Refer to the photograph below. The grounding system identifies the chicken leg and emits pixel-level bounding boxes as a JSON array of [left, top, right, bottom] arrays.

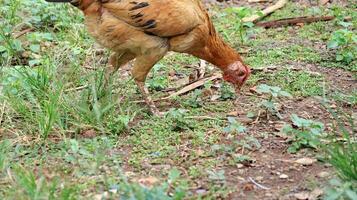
[[105, 51, 135, 84], [131, 48, 167, 116]]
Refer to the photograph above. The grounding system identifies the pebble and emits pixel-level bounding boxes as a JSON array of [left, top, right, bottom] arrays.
[[294, 192, 309, 200], [279, 174, 289, 179], [295, 157, 317, 166], [318, 171, 329, 178], [256, 176, 264, 181], [265, 193, 273, 197], [237, 164, 244, 169]]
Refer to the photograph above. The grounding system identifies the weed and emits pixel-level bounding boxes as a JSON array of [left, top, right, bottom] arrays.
[[112, 168, 187, 200], [147, 64, 169, 91], [219, 82, 236, 100], [1, 64, 62, 138], [207, 169, 226, 183], [328, 29, 357, 64], [224, 7, 256, 44], [256, 84, 292, 119], [224, 117, 246, 134], [0, 140, 11, 173], [165, 108, 190, 131], [4, 165, 78, 200], [183, 89, 203, 108], [283, 114, 324, 153]]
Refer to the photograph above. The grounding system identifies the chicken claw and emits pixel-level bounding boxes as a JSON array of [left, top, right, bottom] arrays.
[[135, 80, 163, 116]]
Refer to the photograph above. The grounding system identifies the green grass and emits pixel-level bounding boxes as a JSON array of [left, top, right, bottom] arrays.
[[1, 0, 357, 199]]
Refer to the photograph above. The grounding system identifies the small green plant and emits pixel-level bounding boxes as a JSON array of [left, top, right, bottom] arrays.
[[219, 82, 236, 100], [328, 29, 357, 64], [165, 108, 190, 131], [225, 7, 255, 44], [64, 70, 127, 133], [184, 89, 203, 108], [282, 114, 324, 153], [0, 140, 11, 173], [223, 117, 246, 134], [2, 65, 62, 138], [322, 108, 356, 200], [325, 179, 357, 200], [114, 168, 187, 199], [147, 64, 169, 91], [235, 136, 261, 151], [4, 164, 78, 200], [256, 84, 292, 119], [207, 169, 226, 183]]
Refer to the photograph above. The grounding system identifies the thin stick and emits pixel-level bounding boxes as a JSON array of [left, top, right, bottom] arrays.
[[243, 0, 288, 23], [248, 0, 272, 2], [248, 177, 271, 190], [13, 28, 34, 39], [64, 85, 88, 92], [162, 74, 222, 99], [0, 102, 5, 127], [256, 16, 352, 28], [184, 116, 224, 120]]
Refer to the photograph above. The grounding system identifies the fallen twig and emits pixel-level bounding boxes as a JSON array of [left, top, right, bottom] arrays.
[[248, 177, 271, 190], [162, 74, 222, 99], [243, 0, 288, 23], [64, 85, 88, 92], [185, 116, 224, 120], [0, 102, 6, 127], [256, 16, 352, 28], [248, 0, 272, 2], [13, 28, 35, 39]]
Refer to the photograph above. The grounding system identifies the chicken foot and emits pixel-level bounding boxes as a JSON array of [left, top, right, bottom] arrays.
[[135, 80, 163, 116]]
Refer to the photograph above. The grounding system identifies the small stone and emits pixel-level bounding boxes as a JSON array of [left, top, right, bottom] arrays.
[[196, 189, 207, 195], [256, 176, 264, 181], [237, 164, 244, 169], [294, 192, 309, 199], [279, 174, 289, 179], [295, 157, 317, 166], [265, 193, 273, 197], [309, 188, 324, 200], [317, 171, 329, 178]]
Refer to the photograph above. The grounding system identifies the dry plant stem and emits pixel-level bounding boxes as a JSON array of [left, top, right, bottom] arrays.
[[248, 177, 271, 190], [248, 0, 272, 2], [13, 28, 34, 39], [253, 110, 262, 124], [162, 74, 222, 99], [64, 85, 89, 93], [0, 102, 5, 127], [256, 16, 352, 28], [243, 0, 288, 22]]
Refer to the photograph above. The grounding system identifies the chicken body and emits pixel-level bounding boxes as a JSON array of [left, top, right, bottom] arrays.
[[47, 0, 251, 115]]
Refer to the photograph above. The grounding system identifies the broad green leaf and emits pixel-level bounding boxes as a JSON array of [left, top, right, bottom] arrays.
[[29, 44, 40, 53]]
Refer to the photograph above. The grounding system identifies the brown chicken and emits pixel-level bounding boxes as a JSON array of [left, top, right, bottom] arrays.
[[46, 0, 251, 115]]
